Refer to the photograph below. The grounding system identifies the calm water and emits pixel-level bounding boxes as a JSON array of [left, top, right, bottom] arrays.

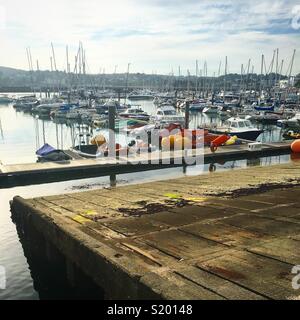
[[0, 96, 294, 299]]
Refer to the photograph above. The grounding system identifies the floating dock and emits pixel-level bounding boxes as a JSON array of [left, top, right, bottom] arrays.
[[11, 162, 300, 299], [1, 141, 292, 188]]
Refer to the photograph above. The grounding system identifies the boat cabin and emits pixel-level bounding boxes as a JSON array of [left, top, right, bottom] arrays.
[[156, 105, 177, 116], [224, 118, 254, 129]]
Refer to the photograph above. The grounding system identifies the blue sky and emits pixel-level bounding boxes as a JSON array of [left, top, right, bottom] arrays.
[[0, 0, 299, 75]]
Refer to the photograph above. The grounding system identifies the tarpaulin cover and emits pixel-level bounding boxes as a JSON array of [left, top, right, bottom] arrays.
[[36, 143, 56, 156]]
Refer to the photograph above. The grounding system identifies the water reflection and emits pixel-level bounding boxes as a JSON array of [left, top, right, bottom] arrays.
[[12, 210, 104, 300], [0, 98, 285, 165]]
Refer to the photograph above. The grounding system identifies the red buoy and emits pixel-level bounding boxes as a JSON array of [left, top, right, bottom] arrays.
[[211, 135, 230, 147], [291, 140, 300, 153], [210, 135, 230, 152]]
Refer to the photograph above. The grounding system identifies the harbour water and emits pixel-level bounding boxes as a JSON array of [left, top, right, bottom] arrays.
[[0, 97, 295, 299]]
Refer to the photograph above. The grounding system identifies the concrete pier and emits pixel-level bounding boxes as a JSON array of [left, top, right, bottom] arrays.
[[10, 162, 300, 299]]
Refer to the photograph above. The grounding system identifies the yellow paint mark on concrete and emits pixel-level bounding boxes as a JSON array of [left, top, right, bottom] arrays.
[[85, 210, 98, 216], [185, 197, 207, 203], [164, 193, 182, 199], [73, 215, 91, 224]]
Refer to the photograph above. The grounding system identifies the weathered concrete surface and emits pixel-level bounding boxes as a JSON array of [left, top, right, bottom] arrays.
[[11, 162, 300, 299]]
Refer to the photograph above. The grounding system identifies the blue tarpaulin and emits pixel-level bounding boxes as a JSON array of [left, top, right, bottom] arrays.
[[36, 143, 56, 156]]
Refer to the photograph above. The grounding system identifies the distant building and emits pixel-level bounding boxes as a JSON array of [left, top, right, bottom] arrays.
[[279, 77, 295, 88]]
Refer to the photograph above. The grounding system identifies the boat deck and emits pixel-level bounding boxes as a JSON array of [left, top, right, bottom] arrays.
[[11, 162, 300, 299]]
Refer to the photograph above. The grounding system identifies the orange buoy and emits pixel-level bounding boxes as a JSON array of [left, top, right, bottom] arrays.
[[291, 152, 300, 162], [291, 139, 300, 153]]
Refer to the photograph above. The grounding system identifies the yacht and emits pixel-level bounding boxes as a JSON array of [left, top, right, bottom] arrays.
[[128, 90, 154, 100], [252, 101, 275, 112], [32, 103, 62, 116], [277, 113, 300, 128], [189, 99, 206, 112], [208, 117, 263, 141], [202, 105, 220, 114], [119, 107, 150, 121], [13, 95, 39, 111], [0, 94, 13, 104], [95, 99, 127, 115], [153, 105, 185, 126]]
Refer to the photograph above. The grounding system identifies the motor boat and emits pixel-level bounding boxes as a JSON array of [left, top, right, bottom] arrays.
[[282, 130, 300, 140], [189, 99, 206, 112], [248, 112, 283, 125], [153, 105, 185, 126], [128, 90, 154, 100], [207, 117, 263, 141], [119, 107, 150, 121], [202, 105, 220, 114], [252, 101, 275, 112], [13, 95, 39, 111], [32, 103, 62, 116], [277, 113, 300, 128], [96, 99, 127, 114], [0, 94, 13, 104]]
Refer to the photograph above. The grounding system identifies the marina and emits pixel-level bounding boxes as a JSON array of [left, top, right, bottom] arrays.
[[1, 0, 300, 302]]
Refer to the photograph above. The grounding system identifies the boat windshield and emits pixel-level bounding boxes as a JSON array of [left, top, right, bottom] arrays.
[[164, 110, 176, 115]]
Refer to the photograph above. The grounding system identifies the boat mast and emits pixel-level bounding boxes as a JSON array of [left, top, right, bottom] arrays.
[[245, 58, 251, 91], [26, 47, 35, 93], [275, 48, 279, 87], [195, 60, 198, 98], [284, 49, 296, 103], [51, 43, 57, 71], [0, 117, 3, 139], [239, 64, 244, 103], [223, 56, 227, 101], [259, 54, 264, 98], [125, 63, 131, 104], [187, 69, 190, 97], [51, 42, 60, 95], [278, 59, 284, 83], [66, 45, 71, 102], [204, 61, 207, 98]]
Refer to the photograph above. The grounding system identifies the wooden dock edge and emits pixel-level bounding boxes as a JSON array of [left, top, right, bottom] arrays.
[[10, 196, 188, 300], [1, 143, 292, 189]]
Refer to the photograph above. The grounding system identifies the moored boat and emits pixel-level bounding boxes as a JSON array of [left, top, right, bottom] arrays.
[[153, 105, 185, 126], [206, 117, 263, 141], [119, 107, 150, 121]]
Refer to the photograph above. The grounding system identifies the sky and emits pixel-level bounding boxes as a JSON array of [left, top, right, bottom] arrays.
[[0, 0, 299, 75]]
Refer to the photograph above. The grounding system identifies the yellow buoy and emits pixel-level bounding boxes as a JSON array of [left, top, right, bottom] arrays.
[[225, 135, 238, 146], [174, 136, 191, 149], [90, 134, 106, 146], [161, 135, 177, 150]]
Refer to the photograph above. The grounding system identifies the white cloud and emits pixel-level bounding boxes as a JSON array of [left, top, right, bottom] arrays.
[[0, 0, 299, 74]]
